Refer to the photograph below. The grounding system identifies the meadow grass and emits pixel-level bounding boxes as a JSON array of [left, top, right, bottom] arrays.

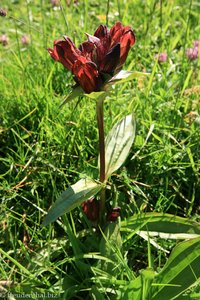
[[0, 0, 200, 299]]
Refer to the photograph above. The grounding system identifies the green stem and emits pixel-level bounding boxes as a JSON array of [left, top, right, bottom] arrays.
[[96, 97, 106, 221], [106, 0, 110, 26]]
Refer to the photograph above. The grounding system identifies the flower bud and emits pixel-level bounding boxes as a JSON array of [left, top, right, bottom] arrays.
[[107, 207, 121, 222], [82, 198, 99, 221], [186, 47, 198, 61], [0, 34, 9, 46], [51, 0, 60, 7], [0, 8, 7, 17], [21, 35, 29, 46], [155, 52, 168, 63]]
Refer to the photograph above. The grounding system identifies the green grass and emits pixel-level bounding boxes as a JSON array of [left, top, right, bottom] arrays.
[[0, 0, 200, 299]]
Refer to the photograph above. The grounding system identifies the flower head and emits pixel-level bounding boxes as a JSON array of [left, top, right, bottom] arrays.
[[48, 22, 135, 93], [0, 8, 7, 17], [107, 207, 121, 222], [186, 47, 198, 61], [0, 34, 9, 46], [185, 40, 199, 61], [155, 52, 168, 63], [81, 198, 99, 221], [21, 35, 29, 45], [51, 0, 60, 7], [193, 40, 200, 48], [66, 0, 79, 6]]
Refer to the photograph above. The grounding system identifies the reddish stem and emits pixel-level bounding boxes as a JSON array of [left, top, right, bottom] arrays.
[[96, 98, 105, 183], [96, 97, 106, 221]]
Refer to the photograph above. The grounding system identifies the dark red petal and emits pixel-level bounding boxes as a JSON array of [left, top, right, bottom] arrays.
[[107, 207, 121, 222], [86, 33, 100, 45], [119, 30, 135, 65], [82, 198, 99, 221], [48, 38, 81, 70], [72, 56, 100, 93], [48, 39, 64, 61], [59, 37, 81, 69], [48, 47, 59, 61], [55, 43, 74, 69], [79, 41, 95, 59], [123, 29, 135, 47], [100, 43, 120, 74], [110, 22, 123, 45], [94, 25, 109, 39]]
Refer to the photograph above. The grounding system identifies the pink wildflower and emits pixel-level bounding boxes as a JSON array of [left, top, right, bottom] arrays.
[[51, 0, 60, 7], [193, 40, 200, 48], [155, 52, 168, 63], [21, 35, 29, 46], [186, 47, 198, 61], [0, 34, 9, 46]]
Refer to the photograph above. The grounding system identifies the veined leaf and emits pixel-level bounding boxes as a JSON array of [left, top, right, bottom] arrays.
[[152, 237, 200, 300], [123, 238, 200, 300], [42, 178, 102, 226], [102, 114, 136, 179], [107, 70, 149, 85], [121, 213, 200, 242]]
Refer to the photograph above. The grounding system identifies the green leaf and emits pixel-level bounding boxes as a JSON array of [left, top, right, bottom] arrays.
[[123, 238, 200, 300], [91, 285, 105, 300], [60, 85, 84, 107], [99, 223, 122, 275], [102, 114, 136, 179], [123, 276, 142, 300], [151, 237, 200, 300], [100, 223, 122, 256], [107, 70, 149, 86], [42, 178, 102, 226], [141, 268, 157, 300], [121, 213, 200, 241], [123, 270, 157, 300], [84, 91, 106, 100]]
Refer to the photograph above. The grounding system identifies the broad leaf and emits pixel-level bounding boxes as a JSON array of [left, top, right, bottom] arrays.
[[151, 237, 200, 300], [100, 223, 122, 275], [60, 85, 83, 107], [42, 178, 102, 226], [123, 269, 156, 300], [121, 213, 200, 241], [84, 91, 106, 100], [123, 238, 200, 300], [123, 276, 143, 300], [107, 70, 149, 85], [102, 114, 136, 179]]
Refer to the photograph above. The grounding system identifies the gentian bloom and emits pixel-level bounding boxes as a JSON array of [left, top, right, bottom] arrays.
[[107, 207, 121, 222], [48, 22, 135, 93], [81, 198, 100, 221]]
